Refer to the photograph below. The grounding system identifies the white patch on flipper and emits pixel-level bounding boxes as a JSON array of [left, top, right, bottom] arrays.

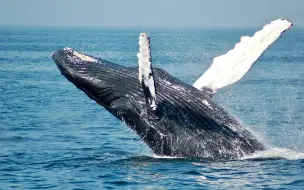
[[193, 18, 293, 93], [137, 33, 157, 110]]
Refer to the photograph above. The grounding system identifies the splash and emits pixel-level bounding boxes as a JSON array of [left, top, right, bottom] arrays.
[[152, 148, 304, 161], [242, 148, 304, 160], [152, 154, 183, 159]]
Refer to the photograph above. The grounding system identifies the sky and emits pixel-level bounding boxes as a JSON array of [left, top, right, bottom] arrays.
[[0, 0, 303, 28]]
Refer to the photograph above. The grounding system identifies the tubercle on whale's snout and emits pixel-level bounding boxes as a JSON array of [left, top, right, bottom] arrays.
[[52, 48, 80, 79], [52, 48, 70, 64]]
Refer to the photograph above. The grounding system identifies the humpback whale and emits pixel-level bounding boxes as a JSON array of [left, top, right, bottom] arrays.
[[52, 19, 292, 160]]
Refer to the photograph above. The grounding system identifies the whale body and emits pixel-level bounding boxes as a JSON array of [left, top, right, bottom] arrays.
[[52, 48, 265, 160], [51, 19, 293, 160]]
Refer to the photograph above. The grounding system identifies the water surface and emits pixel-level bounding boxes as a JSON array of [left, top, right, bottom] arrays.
[[0, 26, 303, 189]]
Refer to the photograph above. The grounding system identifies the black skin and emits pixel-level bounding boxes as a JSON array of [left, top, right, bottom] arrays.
[[52, 48, 265, 160]]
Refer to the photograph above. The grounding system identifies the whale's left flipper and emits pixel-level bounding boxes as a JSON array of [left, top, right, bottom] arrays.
[[193, 18, 293, 95], [137, 33, 157, 111]]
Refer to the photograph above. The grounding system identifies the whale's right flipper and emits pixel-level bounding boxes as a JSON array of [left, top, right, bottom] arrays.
[[193, 18, 293, 96], [137, 33, 157, 111]]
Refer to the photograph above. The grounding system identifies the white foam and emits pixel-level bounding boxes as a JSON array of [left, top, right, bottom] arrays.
[[152, 154, 183, 159], [242, 148, 304, 160], [151, 148, 304, 161], [193, 18, 293, 93]]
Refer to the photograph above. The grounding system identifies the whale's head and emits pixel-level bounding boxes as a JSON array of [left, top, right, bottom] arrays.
[[52, 48, 136, 108]]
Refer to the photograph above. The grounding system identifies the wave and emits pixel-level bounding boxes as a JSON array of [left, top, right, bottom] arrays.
[[152, 154, 182, 159], [151, 148, 304, 161]]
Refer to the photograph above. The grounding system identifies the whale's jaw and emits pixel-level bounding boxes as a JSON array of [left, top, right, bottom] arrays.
[[53, 48, 265, 160]]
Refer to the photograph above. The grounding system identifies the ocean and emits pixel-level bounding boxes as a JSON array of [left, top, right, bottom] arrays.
[[0, 26, 303, 189]]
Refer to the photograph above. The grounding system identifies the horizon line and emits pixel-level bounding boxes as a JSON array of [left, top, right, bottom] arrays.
[[1, 24, 304, 30]]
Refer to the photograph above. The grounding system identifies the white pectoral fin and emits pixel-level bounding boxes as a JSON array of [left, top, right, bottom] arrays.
[[137, 32, 157, 111], [193, 18, 293, 94]]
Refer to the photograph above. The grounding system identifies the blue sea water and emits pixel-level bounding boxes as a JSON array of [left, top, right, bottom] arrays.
[[0, 26, 303, 189]]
